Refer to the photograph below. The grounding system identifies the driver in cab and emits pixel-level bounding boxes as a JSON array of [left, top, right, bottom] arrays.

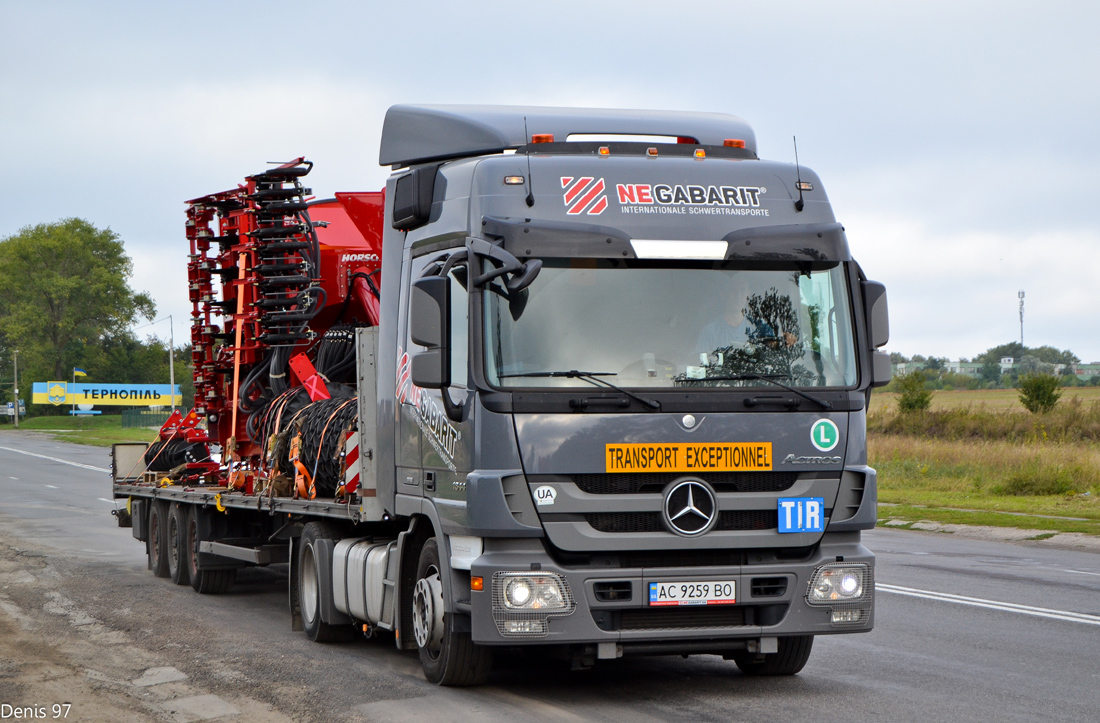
[[696, 277, 797, 360]]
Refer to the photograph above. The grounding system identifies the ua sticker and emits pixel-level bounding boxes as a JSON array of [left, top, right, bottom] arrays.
[[810, 419, 839, 452], [534, 485, 557, 506]]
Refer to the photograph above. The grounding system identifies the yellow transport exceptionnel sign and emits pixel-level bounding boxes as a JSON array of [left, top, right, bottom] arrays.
[[605, 442, 772, 473]]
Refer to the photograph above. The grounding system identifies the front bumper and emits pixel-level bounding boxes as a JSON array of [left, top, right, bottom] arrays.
[[469, 532, 874, 651]]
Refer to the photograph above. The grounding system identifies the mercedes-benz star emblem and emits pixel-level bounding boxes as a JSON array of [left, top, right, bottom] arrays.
[[662, 478, 718, 537]]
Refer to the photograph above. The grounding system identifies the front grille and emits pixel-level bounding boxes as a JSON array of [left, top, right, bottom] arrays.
[[585, 513, 663, 533], [572, 472, 798, 495], [717, 510, 778, 530], [620, 606, 747, 630], [584, 510, 779, 534]]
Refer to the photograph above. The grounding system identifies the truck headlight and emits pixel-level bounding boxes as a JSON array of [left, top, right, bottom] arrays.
[[500, 574, 569, 610], [492, 571, 575, 637], [806, 563, 872, 625]]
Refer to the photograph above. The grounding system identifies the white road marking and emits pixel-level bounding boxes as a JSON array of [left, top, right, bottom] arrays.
[[1061, 568, 1100, 578], [98, 498, 118, 505], [877, 583, 1100, 626], [45, 484, 58, 489], [9, 476, 17, 480], [0, 445, 110, 473]]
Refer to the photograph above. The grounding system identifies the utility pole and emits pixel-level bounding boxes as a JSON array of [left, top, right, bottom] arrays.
[[12, 350, 18, 429], [1018, 290, 1025, 347], [168, 314, 176, 414]]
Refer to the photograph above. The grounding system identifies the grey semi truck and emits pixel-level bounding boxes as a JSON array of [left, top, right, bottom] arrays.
[[112, 104, 890, 686]]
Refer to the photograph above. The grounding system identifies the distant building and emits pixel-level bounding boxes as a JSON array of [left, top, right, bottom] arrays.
[[888, 359, 1100, 381]]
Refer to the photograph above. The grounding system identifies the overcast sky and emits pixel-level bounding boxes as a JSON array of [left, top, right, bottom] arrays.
[[3, 1, 1098, 362]]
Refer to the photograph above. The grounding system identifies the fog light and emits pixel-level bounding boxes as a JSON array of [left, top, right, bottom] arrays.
[[505, 620, 546, 634], [831, 610, 863, 623]]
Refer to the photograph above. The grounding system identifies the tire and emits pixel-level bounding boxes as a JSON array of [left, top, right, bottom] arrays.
[[731, 635, 814, 676], [298, 522, 353, 642], [148, 500, 170, 578], [413, 538, 493, 686], [186, 506, 236, 595], [167, 503, 191, 586]]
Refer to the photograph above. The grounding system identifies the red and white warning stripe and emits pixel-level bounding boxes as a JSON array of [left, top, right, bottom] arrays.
[[343, 429, 360, 495]]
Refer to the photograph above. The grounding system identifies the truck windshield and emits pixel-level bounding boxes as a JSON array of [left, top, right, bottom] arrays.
[[484, 259, 857, 389]]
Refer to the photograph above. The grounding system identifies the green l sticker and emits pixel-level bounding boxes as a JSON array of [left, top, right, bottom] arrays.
[[810, 419, 839, 452]]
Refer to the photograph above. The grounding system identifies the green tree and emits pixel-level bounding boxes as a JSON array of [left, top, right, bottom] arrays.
[[0, 219, 155, 384], [895, 370, 933, 412], [1018, 373, 1061, 413]]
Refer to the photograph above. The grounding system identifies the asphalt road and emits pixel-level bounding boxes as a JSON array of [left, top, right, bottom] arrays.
[[1, 431, 1098, 722]]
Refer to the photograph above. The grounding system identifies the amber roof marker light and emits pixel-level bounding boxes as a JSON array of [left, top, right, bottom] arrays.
[[723, 139, 746, 148], [531, 133, 554, 144]]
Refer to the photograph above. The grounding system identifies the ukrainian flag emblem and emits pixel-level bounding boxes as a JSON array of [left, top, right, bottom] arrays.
[[47, 382, 68, 405]]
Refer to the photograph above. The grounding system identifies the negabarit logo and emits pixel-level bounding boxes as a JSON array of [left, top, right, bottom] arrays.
[[561, 176, 608, 215]]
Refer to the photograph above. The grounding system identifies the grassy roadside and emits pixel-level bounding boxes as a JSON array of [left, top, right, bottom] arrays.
[[870, 389, 1100, 537], [876, 504, 1100, 537], [5, 415, 157, 446]]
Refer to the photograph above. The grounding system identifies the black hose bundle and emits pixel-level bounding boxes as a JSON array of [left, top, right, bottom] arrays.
[[144, 438, 210, 471], [274, 396, 358, 498], [314, 324, 358, 384]]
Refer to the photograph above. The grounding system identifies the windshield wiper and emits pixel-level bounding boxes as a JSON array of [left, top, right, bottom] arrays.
[[498, 370, 661, 410], [685, 373, 832, 410]]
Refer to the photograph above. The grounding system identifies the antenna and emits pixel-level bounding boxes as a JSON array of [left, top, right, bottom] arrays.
[[1018, 290, 1025, 346], [523, 116, 535, 207], [793, 136, 805, 212]]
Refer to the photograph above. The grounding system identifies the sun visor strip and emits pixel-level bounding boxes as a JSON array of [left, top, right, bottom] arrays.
[[723, 223, 851, 263], [481, 216, 636, 260], [479, 217, 851, 263]]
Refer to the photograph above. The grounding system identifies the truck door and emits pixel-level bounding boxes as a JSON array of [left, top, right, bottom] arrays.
[[398, 250, 475, 514], [416, 252, 473, 518], [396, 248, 423, 494]]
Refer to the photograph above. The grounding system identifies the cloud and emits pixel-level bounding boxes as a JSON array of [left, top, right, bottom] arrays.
[[849, 212, 1100, 362]]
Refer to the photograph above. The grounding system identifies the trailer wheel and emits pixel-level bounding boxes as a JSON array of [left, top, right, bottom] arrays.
[[186, 507, 235, 595], [167, 503, 191, 586], [731, 635, 814, 676], [148, 500, 170, 578], [298, 522, 353, 642], [413, 538, 492, 686]]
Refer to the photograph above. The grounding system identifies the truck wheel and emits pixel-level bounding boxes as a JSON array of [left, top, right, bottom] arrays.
[[731, 635, 814, 676], [148, 500, 170, 578], [167, 503, 191, 586], [413, 538, 492, 686], [186, 507, 235, 594], [298, 522, 353, 642]]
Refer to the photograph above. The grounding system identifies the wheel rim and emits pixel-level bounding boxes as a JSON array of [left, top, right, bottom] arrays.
[[412, 565, 445, 656], [187, 518, 198, 578], [150, 513, 161, 565], [301, 543, 320, 624], [168, 514, 180, 570]]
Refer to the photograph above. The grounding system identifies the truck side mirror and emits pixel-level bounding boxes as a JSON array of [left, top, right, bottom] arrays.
[[861, 281, 889, 349], [410, 276, 450, 388], [392, 165, 438, 231], [861, 280, 890, 387]]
